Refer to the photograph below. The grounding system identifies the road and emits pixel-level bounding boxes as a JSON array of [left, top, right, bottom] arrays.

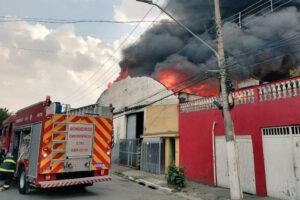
[[1, 175, 185, 200]]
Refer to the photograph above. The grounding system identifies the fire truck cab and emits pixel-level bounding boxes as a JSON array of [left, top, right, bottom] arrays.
[[1, 115, 16, 155], [0, 97, 113, 194]]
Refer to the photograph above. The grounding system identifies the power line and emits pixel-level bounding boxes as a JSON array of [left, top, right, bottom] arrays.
[[0, 18, 169, 24], [113, 43, 300, 120], [0, 0, 280, 57], [116, 38, 300, 117], [98, 0, 297, 109], [109, 41, 300, 119], [124, 71, 212, 108], [0, 44, 62, 54], [242, 0, 293, 27], [174, 0, 281, 55], [228, 44, 300, 75], [110, 0, 299, 117], [61, 2, 160, 102], [99, 0, 296, 106], [67, 0, 171, 105], [225, 33, 300, 70], [113, 72, 214, 119]]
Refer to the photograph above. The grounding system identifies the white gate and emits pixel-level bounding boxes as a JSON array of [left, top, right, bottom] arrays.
[[215, 136, 256, 194], [262, 126, 300, 200]]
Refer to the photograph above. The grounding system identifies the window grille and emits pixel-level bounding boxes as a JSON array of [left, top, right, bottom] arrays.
[[262, 126, 300, 136]]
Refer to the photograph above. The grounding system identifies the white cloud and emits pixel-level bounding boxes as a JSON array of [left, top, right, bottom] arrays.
[[113, 33, 137, 59], [114, 0, 169, 26], [0, 20, 122, 112]]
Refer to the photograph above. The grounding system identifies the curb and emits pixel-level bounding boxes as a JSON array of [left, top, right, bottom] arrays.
[[118, 174, 202, 200], [128, 177, 172, 193]]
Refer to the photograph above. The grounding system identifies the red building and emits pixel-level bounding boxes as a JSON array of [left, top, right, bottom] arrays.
[[179, 77, 300, 200]]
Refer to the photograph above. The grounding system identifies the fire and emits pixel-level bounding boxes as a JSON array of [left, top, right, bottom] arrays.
[[111, 64, 219, 97], [115, 67, 129, 82], [107, 82, 112, 88], [155, 68, 219, 97]]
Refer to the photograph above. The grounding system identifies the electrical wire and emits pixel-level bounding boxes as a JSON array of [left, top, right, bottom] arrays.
[[225, 33, 300, 71], [110, 0, 300, 116], [113, 42, 300, 119], [68, 0, 297, 106], [61, 2, 160, 102], [243, 0, 293, 27], [101, 1, 297, 109], [0, 18, 164, 24], [114, 37, 300, 116], [113, 72, 214, 119], [69, 0, 172, 105], [174, 0, 284, 56], [123, 71, 212, 108]]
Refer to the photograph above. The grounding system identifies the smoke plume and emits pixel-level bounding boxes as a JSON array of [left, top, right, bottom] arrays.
[[119, 0, 300, 94]]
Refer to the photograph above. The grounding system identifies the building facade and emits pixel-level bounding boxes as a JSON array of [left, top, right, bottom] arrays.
[[142, 104, 179, 173], [179, 77, 300, 200], [96, 77, 179, 170]]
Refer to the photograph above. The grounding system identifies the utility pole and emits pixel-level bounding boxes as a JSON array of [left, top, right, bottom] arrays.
[[238, 12, 242, 28], [270, 0, 274, 12], [214, 0, 243, 199], [136, 0, 243, 199]]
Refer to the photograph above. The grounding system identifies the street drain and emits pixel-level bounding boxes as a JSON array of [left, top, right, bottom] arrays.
[[138, 182, 146, 186], [148, 185, 157, 190]]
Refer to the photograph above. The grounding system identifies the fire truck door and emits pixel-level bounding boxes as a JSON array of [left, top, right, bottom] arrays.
[[28, 123, 42, 178]]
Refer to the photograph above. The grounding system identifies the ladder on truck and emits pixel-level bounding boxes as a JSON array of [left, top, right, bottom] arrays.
[[49, 104, 70, 169]]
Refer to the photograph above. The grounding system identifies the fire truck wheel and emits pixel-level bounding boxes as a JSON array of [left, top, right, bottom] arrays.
[[19, 167, 29, 194]]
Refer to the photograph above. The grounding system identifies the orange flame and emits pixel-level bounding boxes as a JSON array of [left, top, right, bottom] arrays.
[[115, 67, 129, 82], [155, 68, 219, 96], [107, 82, 112, 88]]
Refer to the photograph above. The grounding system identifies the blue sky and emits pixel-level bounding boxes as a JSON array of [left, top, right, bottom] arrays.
[[0, 0, 141, 43]]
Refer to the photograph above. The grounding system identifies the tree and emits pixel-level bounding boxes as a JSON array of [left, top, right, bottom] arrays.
[[0, 107, 11, 126]]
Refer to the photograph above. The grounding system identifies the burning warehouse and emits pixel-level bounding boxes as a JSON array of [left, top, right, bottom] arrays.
[[97, 76, 199, 174], [106, 0, 300, 199]]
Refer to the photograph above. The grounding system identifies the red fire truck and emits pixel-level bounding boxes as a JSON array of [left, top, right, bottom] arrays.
[[0, 97, 113, 194]]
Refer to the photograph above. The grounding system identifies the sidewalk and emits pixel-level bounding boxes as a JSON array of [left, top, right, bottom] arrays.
[[110, 164, 279, 200]]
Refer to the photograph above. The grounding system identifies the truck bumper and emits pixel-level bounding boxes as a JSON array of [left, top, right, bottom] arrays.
[[39, 175, 111, 188]]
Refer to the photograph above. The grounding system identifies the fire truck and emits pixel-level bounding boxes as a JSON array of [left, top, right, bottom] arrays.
[[0, 97, 113, 194]]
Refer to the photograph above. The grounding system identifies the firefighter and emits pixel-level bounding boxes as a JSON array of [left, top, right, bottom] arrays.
[[0, 153, 16, 191], [0, 141, 5, 164]]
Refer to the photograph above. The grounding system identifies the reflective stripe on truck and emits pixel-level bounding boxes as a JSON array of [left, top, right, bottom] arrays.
[[39, 114, 112, 174], [39, 175, 111, 188]]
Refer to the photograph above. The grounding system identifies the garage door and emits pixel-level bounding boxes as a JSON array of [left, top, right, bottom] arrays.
[[216, 135, 256, 194], [262, 126, 300, 200]]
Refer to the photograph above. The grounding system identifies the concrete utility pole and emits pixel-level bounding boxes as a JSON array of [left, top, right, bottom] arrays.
[[136, 0, 243, 199], [214, 0, 243, 199], [270, 0, 274, 12]]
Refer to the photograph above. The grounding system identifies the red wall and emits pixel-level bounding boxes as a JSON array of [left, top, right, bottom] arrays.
[[179, 84, 300, 196]]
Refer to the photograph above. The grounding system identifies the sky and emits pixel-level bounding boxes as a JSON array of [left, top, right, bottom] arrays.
[[0, 0, 167, 112]]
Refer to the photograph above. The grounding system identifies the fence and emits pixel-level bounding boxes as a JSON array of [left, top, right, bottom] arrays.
[[180, 88, 254, 113], [258, 78, 300, 102], [140, 138, 165, 174], [119, 139, 140, 168]]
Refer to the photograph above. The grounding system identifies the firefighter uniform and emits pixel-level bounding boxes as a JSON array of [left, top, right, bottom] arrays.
[[0, 149, 5, 164], [0, 154, 16, 191]]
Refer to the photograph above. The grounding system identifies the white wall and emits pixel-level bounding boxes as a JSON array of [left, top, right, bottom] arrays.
[[97, 77, 178, 163], [97, 77, 178, 113]]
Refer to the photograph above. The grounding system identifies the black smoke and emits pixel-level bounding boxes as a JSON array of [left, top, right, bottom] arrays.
[[119, 0, 300, 83]]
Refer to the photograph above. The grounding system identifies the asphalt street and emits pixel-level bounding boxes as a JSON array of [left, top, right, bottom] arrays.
[[0, 175, 185, 200]]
